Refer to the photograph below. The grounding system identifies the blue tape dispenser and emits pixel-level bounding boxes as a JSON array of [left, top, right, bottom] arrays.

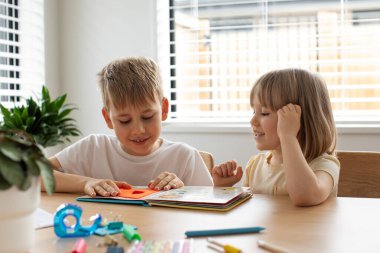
[[54, 203, 102, 238]]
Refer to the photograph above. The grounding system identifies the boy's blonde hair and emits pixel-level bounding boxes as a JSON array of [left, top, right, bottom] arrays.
[[250, 68, 336, 162], [98, 57, 163, 110]]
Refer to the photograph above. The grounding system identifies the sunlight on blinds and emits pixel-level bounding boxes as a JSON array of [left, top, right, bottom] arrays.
[[0, 0, 44, 110], [167, 0, 380, 123]]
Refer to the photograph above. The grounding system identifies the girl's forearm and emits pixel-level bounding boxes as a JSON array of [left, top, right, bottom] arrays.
[[280, 136, 324, 206]]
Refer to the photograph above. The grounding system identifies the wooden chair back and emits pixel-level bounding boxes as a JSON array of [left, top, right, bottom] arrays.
[[336, 151, 380, 198], [199, 151, 214, 174]]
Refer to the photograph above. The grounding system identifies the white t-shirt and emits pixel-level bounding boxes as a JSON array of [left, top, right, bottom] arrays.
[[55, 134, 213, 186]]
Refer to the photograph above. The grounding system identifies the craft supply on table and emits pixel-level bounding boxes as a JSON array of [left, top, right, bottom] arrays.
[[107, 221, 123, 230], [126, 239, 193, 253], [71, 238, 87, 253], [96, 234, 120, 248], [33, 208, 54, 229], [207, 238, 241, 253], [54, 203, 102, 238], [257, 240, 292, 253], [104, 235, 119, 246], [106, 246, 124, 253], [122, 224, 142, 241], [185, 226, 265, 237], [95, 221, 138, 236]]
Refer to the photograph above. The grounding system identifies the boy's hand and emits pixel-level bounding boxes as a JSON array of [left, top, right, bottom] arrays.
[[277, 103, 301, 139], [148, 172, 184, 191], [84, 179, 132, 197], [212, 160, 243, 187]]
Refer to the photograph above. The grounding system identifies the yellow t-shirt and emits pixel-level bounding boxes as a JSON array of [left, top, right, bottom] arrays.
[[242, 152, 340, 196]]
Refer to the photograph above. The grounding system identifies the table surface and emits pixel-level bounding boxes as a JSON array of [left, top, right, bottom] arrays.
[[33, 193, 380, 253]]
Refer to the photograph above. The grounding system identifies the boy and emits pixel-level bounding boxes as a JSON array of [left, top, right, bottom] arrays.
[[47, 57, 213, 197]]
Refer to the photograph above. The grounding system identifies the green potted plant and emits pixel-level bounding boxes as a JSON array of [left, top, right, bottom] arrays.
[[0, 130, 55, 252], [0, 85, 81, 148]]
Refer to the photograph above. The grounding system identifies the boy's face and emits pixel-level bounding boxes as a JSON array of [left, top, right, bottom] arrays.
[[102, 97, 169, 156]]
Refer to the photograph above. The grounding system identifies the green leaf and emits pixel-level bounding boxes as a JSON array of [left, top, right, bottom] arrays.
[[20, 174, 32, 191], [55, 118, 76, 125], [0, 104, 11, 119], [0, 173, 11, 190], [13, 112, 24, 130], [54, 94, 67, 110], [40, 112, 58, 122], [21, 107, 29, 123], [28, 108, 41, 134], [36, 159, 55, 195], [0, 130, 55, 193], [0, 141, 23, 162], [23, 155, 40, 176], [57, 108, 74, 120], [0, 152, 25, 189], [27, 98, 38, 116], [42, 86, 51, 102], [26, 117, 35, 128]]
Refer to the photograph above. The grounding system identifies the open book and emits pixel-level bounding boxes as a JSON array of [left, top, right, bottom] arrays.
[[76, 186, 253, 212]]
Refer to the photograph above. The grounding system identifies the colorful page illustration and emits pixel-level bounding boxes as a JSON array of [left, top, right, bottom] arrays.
[[118, 188, 158, 199]]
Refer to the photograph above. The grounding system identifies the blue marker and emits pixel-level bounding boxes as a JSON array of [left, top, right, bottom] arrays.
[[185, 226, 265, 237]]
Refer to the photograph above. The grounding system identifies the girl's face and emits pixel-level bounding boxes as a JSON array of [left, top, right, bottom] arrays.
[[102, 97, 168, 156], [250, 96, 281, 152]]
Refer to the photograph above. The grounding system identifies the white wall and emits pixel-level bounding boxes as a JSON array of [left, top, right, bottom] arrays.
[[45, 0, 157, 138], [45, 0, 380, 165], [161, 127, 380, 166]]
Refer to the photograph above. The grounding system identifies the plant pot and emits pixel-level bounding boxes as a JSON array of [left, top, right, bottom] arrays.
[[0, 178, 40, 253]]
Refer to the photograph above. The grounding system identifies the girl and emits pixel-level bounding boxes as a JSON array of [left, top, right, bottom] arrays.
[[212, 68, 340, 206]]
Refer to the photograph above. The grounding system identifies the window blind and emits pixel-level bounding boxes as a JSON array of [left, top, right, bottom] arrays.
[[166, 0, 380, 124], [0, 0, 44, 111]]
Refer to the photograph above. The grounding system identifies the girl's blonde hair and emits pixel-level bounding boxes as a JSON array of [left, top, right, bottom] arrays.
[[97, 57, 163, 110], [250, 68, 336, 162]]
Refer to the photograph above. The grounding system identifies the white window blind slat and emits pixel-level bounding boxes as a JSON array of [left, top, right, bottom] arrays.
[[169, 71, 380, 81], [169, 84, 380, 93]]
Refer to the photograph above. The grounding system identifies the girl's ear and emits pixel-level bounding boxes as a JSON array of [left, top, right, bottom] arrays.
[[161, 97, 169, 121], [102, 107, 114, 129]]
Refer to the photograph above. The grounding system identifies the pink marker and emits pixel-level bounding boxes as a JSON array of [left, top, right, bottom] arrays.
[[71, 238, 86, 253]]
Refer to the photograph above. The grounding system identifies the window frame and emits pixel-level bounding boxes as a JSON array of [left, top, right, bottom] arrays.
[[157, 0, 380, 132]]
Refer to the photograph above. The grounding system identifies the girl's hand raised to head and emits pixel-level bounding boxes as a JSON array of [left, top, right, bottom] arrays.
[[277, 103, 302, 139], [148, 172, 185, 191], [211, 160, 243, 187], [84, 179, 131, 197]]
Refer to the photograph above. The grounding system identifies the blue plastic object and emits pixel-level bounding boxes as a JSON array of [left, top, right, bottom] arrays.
[[106, 246, 124, 253], [95, 223, 138, 236], [54, 203, 102, 238]]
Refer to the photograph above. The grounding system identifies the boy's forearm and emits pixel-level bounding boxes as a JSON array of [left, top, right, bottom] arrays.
[[41, 170, 89, 194]]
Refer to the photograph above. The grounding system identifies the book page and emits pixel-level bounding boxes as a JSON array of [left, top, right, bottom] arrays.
[[147, 186, 250, 204]]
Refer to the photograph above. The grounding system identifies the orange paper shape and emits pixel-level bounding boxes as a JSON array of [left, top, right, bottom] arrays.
[[118, 188, 158, 199]]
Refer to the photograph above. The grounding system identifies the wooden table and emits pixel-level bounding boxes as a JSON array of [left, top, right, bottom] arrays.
[[33, 193, 380, 253]]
